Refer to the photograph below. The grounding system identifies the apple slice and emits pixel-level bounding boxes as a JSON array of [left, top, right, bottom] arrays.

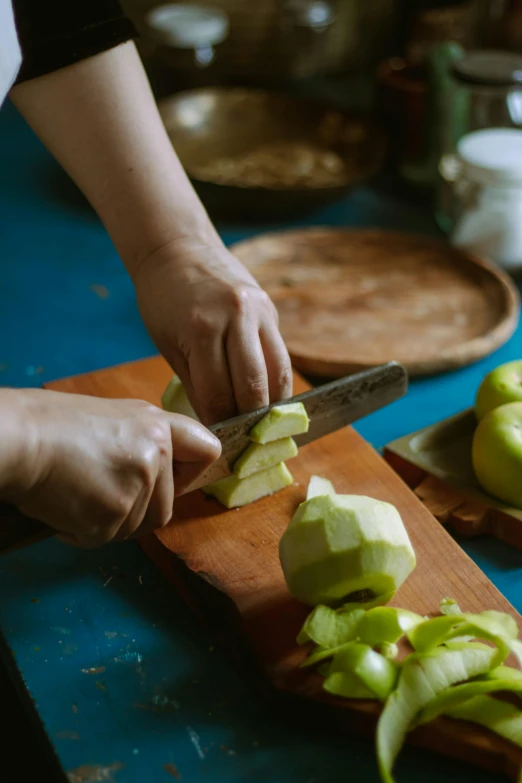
[[204, 462, 293, 509], [377, 641, 497, 783], [249, 402, 309, 444], [306, 475, 336, 500], [161, 375, 199, 420], [279, 493, 415, 607], [233, 437, 298, 479]]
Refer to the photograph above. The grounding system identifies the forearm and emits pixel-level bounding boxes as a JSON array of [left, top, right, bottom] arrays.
[[0, 390, 38, 503], [9, 41, 221, 277]]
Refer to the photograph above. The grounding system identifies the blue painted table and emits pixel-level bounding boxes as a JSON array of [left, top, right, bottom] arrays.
[[1, 99, 522, 783]]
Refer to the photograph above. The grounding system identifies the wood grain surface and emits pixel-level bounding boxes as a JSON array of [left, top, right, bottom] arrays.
[[231, 229, 520, 377], [45, 357, 522, 780]]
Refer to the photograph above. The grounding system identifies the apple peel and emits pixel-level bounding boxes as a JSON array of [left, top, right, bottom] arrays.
[[377, 641, 498, 783], [296, 605, 365, 647], [324, 642, 398, 701], [447, 695, 522, 750]]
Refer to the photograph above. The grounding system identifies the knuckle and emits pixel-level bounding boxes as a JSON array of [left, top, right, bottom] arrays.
[[189, 311, 215, 336], [207, 392, 235, 420], [243, 375, 268, 400], [276, 366, 293, 393], [228, 285, 262, 316]]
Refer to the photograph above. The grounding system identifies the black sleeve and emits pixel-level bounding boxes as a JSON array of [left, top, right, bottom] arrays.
[[12, 0, 138, 84]]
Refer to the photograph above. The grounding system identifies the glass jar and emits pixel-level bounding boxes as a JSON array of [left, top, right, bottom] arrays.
[[436, 49, 522, 240], [144, 4, 229, 93], [280, 0, 337, 79], [442, 128, 522, 273]]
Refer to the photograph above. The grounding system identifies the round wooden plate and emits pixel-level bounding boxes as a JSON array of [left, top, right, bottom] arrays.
[[231, 229, 520, 377]]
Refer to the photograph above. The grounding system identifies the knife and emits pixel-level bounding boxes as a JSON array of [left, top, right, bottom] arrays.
[[0, 362, 407, 554]]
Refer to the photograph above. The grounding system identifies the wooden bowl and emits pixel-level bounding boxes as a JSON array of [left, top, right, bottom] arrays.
[[158, 88, 386, 219], [232, 228, 520, 377]]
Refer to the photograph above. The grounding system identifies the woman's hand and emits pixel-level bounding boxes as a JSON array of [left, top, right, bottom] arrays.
[[1, 389, 220, 548], [133, 239, 293, 425]]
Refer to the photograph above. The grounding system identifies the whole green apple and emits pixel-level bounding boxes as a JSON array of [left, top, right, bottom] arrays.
[[475, 360, 522, 421], [472, 402, 522, 508]]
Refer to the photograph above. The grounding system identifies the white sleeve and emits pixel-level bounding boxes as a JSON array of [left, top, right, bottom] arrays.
[[0, 0, 22, 107]]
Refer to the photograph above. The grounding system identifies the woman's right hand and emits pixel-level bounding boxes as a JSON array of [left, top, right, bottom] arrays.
[[0, 389, 221, 548]]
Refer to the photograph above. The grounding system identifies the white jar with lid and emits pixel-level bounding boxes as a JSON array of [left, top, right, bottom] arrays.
[[450, 127, 522, 273], [145, 4, 229, 91]]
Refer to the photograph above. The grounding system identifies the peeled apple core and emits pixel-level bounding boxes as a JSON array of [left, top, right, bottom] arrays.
[[279, 477, 416, 607]]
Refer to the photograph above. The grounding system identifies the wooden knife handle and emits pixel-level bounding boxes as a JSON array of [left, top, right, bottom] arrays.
[[0, 503, 53, 554]]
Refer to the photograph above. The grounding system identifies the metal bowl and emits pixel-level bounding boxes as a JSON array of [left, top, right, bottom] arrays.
[[158, 88, 386, 220]]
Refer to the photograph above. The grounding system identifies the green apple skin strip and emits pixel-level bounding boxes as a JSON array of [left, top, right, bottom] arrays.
[[447, 695, 522, 749], [296, 605, 365, 647], [414, 676, 522, 727], [249, 402, 310, 444], [324, 643, 398, 701], [377, 642, 497, 783], [408, 611, 516, 667], [356, 607, 424, 647], [439, 597, 462, 616], [233, 438, 298, 479]]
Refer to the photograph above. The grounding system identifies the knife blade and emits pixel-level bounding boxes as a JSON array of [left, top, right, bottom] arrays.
[[0, 362, 407, 554], [195, 361, 408, 490]]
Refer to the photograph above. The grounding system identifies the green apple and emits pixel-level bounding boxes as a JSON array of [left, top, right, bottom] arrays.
[[475, 360, 522, 420], [472, 401, 522, 508], [279, 488, 416, 607]]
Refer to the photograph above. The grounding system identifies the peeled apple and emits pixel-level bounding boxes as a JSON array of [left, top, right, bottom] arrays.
[[279, 478, 416, 607]]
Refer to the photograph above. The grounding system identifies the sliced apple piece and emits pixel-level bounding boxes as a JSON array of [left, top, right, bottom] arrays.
[[205, 462, 293, 509], [279, 493, 415, 607], [161, 375, 199, 420], [249, 402, 309, 444], [306, 475, 336, 500], [233, 437, 298, 479]]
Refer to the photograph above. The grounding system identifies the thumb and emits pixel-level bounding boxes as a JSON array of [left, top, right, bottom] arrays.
[[166, 413, 221, 496]]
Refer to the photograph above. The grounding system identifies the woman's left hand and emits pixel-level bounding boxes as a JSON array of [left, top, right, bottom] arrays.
[[133, 239, 293, 425]]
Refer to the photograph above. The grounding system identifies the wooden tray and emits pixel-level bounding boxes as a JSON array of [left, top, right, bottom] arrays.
[[384, 409, 522, 550], [231, 229, 520, 378], [45, 357, 522, 780]]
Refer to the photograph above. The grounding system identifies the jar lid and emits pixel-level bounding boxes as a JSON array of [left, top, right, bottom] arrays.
[[457, 128, 522, 185], [285, 0, 335, 28], [146, 4, 229, 49], [452, 50, 522, 86]]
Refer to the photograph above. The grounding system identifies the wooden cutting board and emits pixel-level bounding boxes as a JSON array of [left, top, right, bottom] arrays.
[[46, 357, 522, 780], [231, 229, 520, 378]]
